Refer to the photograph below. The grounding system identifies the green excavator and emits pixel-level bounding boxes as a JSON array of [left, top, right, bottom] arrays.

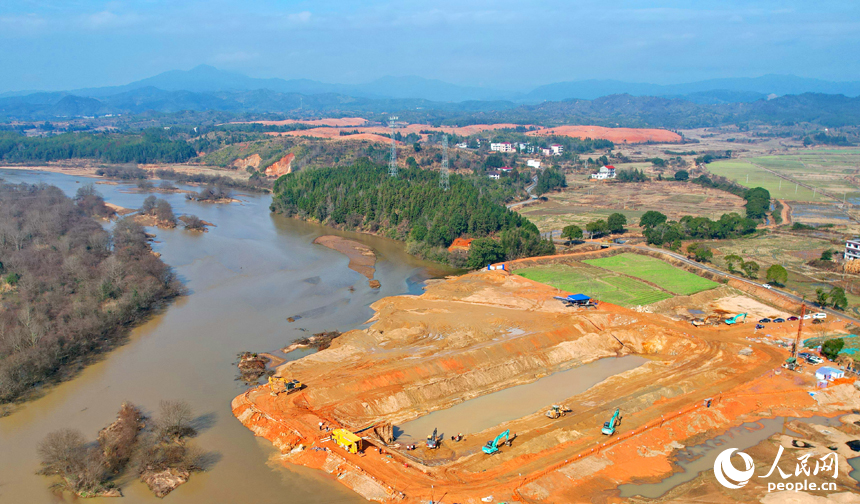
[[482, 429, 511, 454], [602, 408, 621, 436], [724, 313, 747, 325]]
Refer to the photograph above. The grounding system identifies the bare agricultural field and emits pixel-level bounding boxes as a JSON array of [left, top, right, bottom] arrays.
[[710, 232, 860, 314], [517, 180, 746, 233]]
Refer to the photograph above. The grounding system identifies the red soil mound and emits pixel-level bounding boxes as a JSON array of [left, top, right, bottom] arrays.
[[265, 153, 295, 177], [528, 125, 682, 144], [231, 117, 368, 127], [447, 237, 473, 252]]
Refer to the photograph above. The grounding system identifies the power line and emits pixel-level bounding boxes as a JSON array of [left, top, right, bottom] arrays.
[[388, 116, 398, 178], [440, 134, 449, 191]]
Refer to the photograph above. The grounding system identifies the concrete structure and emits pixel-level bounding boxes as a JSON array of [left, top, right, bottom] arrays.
[[487, 170, 501, 180], [590, 165, 617, 180], [846, 238, 860, 261], [815, 366, 845, 381], [490, 142, 514, 153], [527, 159, 541, 169], [499, 166, 514, 173], [541, 148, 552, 156], [550, 144, 564, 156], [455, 142, 468, 149]]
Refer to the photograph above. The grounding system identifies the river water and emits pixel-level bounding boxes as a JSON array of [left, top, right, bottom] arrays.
[[0, 169, 450, 503]]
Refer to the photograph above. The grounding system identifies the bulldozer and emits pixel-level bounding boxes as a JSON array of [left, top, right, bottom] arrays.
[[545, 405, 570, 419], [268, 376, 303, 396]]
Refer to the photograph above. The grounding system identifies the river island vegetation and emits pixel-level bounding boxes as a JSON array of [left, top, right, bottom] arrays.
[[0, 181, 182, 405], [270, 158, 555, 267]]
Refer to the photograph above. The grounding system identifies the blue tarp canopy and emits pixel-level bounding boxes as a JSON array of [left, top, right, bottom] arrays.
[[567, 294, 591, 301]]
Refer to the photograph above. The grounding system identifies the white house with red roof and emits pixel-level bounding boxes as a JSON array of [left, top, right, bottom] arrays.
[[590, 165, 616, 180]]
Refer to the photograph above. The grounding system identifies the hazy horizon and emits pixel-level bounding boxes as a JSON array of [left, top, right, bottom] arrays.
[[2, 1, 859, 94]]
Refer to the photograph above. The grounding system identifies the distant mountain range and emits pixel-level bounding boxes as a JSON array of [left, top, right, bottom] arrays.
[[4, 65, 860, 104], [2, 65, 860, 125]]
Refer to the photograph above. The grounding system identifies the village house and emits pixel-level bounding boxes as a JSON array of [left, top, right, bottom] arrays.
[[846, 238, 860, 261], [527, 159, 541, 169], [490, 142, 514, 153], [487, 170, 501, 180], [591, 165, 617, 180], [550, 144, 564, 156]]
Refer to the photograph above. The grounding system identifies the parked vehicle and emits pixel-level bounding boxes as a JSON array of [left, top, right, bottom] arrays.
[[808, 355, 824, 364], [787, 316, 799, 321], [759, 318, 771, 323], [762, 284, 773, 289], [774, 318, 786, 323], [813, 312, 827, 320], [755, 324, 765, 329], [798, 352, 812, 359], [803, 314, 812, 320]]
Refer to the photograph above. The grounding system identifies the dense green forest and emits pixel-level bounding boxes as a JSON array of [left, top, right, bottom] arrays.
[[0, 182, 182, 404], [0, 129, 196, 164], [271, 159, 554, 267]]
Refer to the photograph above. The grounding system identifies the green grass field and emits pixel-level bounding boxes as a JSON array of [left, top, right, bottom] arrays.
[[516, 264, 672, 307], [583, 254, 719, 295], [707, 160, 820, 202]]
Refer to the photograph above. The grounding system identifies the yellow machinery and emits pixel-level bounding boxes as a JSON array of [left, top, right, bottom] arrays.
[[268, 376, 303, 396], [332, 429, 362, 454]]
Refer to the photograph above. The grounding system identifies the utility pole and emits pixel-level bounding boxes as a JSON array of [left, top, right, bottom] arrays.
[[792, 303, 806, 359], [388, 116, 398, 177], [440, 134, 450, 191]]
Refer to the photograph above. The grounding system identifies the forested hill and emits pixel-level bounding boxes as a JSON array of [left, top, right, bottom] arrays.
[[270, 159, 554, 267]]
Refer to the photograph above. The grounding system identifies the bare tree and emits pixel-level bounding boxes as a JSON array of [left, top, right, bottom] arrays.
[[38, 429, 88, 478], [156, 400, 196, 439]]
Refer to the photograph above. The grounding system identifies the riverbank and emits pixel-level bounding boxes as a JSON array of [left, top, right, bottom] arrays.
[[0, 166, 446, 504], [233, 269, 860, 503]]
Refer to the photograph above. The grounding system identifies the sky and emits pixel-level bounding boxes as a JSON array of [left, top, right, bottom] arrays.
[[1, 0, 859, 93]]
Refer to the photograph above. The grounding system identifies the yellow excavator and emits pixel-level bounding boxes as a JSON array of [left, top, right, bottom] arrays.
[[268, 376, 303, 397]]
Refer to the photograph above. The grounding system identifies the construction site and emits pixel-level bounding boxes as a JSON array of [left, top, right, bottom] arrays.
[[232, 261, 860, 503]]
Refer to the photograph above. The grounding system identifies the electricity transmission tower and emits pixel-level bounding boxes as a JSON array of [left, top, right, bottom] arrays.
[[440, 134, 450, 191], [388, 116, 398, 177]]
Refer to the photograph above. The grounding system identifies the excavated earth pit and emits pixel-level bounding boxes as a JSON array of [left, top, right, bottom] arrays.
[[233, 269, 860, 503], [395, 355, 647, 445]]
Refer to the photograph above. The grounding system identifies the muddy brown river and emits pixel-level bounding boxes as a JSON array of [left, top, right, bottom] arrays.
[[0, 169, 450, 503]]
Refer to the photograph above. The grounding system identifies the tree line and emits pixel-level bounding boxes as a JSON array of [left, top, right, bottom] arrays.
[[639, 209, 760, 247], [0, 130, 196, 164], [271, 158, 554, 268], [0, 182, 183, 404]]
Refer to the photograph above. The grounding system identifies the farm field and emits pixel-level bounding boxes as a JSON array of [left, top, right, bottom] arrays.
[[583, 254, 719, 295], [706, 160, 820, 202], [749, 150, 860, 200], [517, 180, 746, 232], [516, 263, 672, 307]]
